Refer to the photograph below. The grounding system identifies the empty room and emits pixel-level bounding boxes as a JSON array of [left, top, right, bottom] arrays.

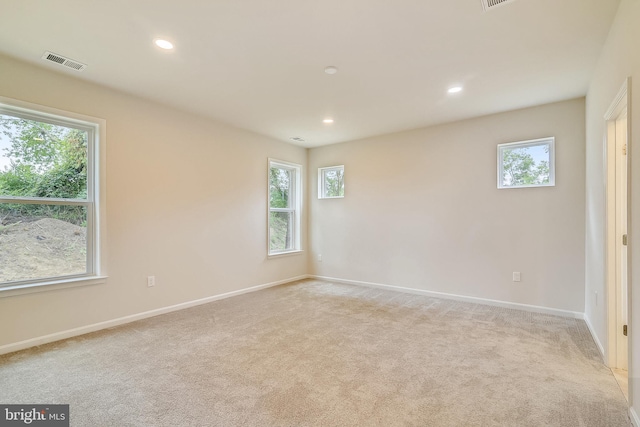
[[0, 0, 639, 426]]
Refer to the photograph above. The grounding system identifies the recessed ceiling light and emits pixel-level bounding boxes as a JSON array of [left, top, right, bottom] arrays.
[[324, 66, 338, 75], [448, 86, 463, 94], [323, 118, 334, 124], [154, 39, 174, 50]]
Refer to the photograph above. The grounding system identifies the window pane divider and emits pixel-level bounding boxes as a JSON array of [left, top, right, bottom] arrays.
[[269, 207, 295, 213], [0, 196, 90, 206]]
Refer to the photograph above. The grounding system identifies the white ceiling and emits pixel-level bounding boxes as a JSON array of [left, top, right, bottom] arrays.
[[0, 0, 620, 147]]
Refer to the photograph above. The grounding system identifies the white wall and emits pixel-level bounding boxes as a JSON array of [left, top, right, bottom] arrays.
[[584, 0, 640, 417], [0, 54, 307, 347], [309, 98, 586, 312]]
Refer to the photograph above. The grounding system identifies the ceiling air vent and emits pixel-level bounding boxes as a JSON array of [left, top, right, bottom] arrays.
[[41, 51, 87, 72], [481, 0, 516, 11], [290, 137, 305, 143]]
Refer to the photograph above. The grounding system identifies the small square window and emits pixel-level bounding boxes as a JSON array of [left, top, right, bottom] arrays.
[[318, 165, 344, 198], [498, 137, 555, 189]]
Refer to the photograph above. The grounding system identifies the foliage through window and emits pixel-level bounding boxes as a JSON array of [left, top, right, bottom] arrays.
[[269, 159, 301, 255], [318, 165, 344, 198], [0, 102, 99, 287], [497, 137, 555, 189]]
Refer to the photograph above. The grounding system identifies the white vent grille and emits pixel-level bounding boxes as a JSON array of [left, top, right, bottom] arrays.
[[41, 51, 87, 72], [481, 0, 516, 11]]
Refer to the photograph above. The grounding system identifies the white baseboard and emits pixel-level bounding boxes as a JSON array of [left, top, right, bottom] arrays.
[[631, 407, 640, 427], [0, 275, 309, 356], [0, 274, 588, 355], [309, 275, 584, 319], [583, 313, 605, 361]]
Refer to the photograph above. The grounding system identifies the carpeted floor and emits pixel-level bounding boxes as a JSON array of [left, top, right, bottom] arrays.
[[0, 279, 631, 426]]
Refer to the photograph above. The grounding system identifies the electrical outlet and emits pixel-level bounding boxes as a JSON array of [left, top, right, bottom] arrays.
[[512, 272, 521, 282], [318, 254, 322, 262], [147, 276, 155, 287]]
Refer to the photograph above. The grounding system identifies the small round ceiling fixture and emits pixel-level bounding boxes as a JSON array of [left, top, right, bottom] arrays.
[[448, 86, 463, 94], [324, 66, 338, 75], [323, 118, 334, 124], [154, 39, 174, 50]]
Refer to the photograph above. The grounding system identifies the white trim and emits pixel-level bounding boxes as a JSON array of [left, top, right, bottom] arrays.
[[0, 276, 107, 299], [0, 95, 104, 128], [0, 275, 308, 356], [309, 275, 583, 318], [267, 249, 305, 259], [603, 77, 631, 369], [584, 313, 605, 361], [630, 407, 640, 427], [604, 78, 629, 120]]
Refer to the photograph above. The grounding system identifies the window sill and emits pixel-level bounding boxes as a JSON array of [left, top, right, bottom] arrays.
[[497, 183, 555, 190], [0, 276, 107, 298], [268, 250, 304, 259]]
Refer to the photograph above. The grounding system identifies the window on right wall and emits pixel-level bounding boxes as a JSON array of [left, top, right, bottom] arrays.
[[497, 137, 555, 189], [318, 165, 344, 198]]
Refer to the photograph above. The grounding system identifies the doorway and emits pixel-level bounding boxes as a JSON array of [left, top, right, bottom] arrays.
[[605, 78, 630, 400]]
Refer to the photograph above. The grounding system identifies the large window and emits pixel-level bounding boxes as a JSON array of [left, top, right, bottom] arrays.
[[268, 159, 301, 255], [0, 100, 102, 291]]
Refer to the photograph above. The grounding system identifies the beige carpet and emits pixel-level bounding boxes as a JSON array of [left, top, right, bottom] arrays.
[[0, 279, 631, 426]]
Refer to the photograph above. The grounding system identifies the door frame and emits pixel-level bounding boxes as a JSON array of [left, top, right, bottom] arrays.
[[604, 77, 631, 371]]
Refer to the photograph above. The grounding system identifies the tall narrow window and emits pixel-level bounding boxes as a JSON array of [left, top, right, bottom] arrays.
[[0, 101, 101, 289], [268, 159, 301, 255]]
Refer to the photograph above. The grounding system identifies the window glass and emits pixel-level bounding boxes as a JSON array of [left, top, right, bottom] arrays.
[[0, 204, 87, 283], [318, 165, 344, 198], [269, 211, 293, 252], [0, 115, 88, 199], [498, 138, 555, 189], [270, 167, 291, 209]]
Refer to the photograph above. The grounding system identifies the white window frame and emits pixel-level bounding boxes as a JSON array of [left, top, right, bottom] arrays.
[[497, 137, 555, 189], [318, 165, 345, 199], [0, 97, 106, 297], [268, 159, 302, 256]]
